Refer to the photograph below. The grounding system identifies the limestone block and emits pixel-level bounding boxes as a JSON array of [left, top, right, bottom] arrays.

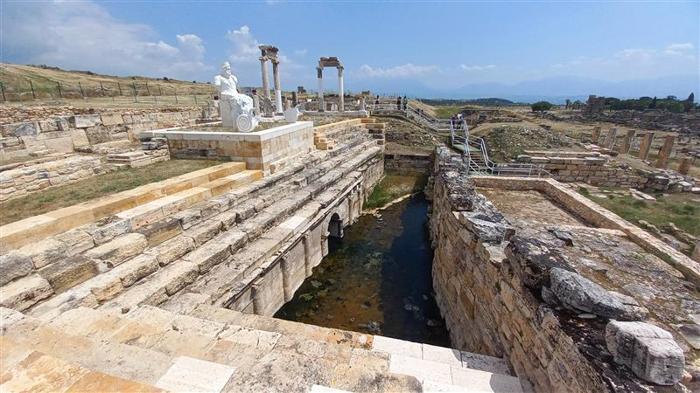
[[184, 241, 231, 274], [70, 129, 90, 148], [0, 251, 34, 286], [85, 233, 148, 268], [549, 268, 648, 320], [38, 119, 59, 132], [88, 218, 132, 245], [38, 255, 98, 293], [155, 356, 235, 393], [54, 229, 95, 255], [148, 235, 196, 266], [1, 352, 91, 392], [100, 113, 124, 126], [71, 114, 101, 128], [0, 274, 53, 311], [456, 212, 514, 244], [185, 220, 223, 246], [19, 238, 68, 269], [12, 122, 39, 137], [605, 321, 684, 385], [116, 254, 160, 287], [137, 217, 182, 246]]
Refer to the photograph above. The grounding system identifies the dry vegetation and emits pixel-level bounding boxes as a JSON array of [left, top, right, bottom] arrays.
[[0, 159, 222, 225], [0, 63, 216, 101]]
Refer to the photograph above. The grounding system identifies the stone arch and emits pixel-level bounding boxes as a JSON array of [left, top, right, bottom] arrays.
[[328, 212, 344, 239]]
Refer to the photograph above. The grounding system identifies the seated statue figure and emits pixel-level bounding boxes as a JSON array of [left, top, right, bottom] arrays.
[[214, 62, 259, 132]]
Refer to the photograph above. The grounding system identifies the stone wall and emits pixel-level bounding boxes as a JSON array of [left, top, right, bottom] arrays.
[[0, 155, 106, 202], [517, 154, 648, 188], [517, 153, 696, 191], [384, 152, 432, 172], [429, 148, 608, 392], [1, 109, 202, 162]]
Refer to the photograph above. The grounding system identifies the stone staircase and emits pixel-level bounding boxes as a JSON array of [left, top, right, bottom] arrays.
[[1, 303, 523, 392], [0, 119, 526, 392]]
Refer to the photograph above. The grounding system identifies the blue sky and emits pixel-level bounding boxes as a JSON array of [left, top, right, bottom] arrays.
[[2, 0, 698, 99]]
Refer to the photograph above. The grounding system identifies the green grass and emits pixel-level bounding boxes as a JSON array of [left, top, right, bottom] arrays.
[[0, 159, 223, 226], [581, 190, 700, 236], [365, 172, 428, 209], [433, 105, 465, 119]]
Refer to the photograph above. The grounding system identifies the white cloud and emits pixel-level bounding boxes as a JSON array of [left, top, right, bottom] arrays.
[[226, 25, 261, 64], [549, 43, 698, 80], [1, 1, 211, 80], [356, 63, 439, 78], [460, 64, 496, 72], [294, 49, 308, 56], [664, 43, 695, 56]]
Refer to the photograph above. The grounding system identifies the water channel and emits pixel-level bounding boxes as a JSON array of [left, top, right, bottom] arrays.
[[275, 192, 452, 347]]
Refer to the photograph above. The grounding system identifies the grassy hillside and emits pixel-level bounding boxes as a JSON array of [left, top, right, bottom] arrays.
[[0, 63, 215, 100]]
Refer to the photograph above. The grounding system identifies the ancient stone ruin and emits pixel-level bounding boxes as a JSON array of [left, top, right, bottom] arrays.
[[1, 62, 699, 393]]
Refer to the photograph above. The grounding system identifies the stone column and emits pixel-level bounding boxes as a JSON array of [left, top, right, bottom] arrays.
[[291, 91, 298, 107], [606, 128, 617, 150], [272, 61, 283, 114], [678, 156, 693, 175], [591, 126, 601, 144], [260, 58, 270, 99], [317, 67, 324, 112], [655, 135, 675, 168], [619, 129, 636, 154], [338, 67, 344, 112], [638, 132, 654, 160]]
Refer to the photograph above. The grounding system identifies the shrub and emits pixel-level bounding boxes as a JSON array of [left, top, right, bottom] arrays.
[[531, 101, 553, 112]]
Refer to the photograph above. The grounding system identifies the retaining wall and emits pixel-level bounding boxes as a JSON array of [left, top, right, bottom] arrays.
[[430, 148, 608, 392], [1, 109, 203, 162]]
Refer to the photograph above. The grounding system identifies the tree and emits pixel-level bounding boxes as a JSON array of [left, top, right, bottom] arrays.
[[684, 93, 695, 112], [531, 101, 553, 112], [649, 96, 657, 109]]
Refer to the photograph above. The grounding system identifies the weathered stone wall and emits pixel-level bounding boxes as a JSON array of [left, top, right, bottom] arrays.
[[384, 152, 431, 172], [429, 148, 608, 392], [517, 154, 696, 191], [1, 109, 202, 162], [518, 154, 648, 188], [0, 155, 106, 202]]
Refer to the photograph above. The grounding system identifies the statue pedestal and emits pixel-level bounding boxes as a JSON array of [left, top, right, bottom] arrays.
[[220, 98, 259, 132], [158, 121, 314, 173]]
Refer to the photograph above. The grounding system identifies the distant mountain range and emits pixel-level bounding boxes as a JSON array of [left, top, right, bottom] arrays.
[[353, 75, 699, 104]]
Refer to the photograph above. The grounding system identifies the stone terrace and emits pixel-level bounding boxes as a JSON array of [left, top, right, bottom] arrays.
[[0, 119, 527, 392]]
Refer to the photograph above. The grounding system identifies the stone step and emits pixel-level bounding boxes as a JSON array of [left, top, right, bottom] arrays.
[[0, 161, 247, 252], [95, 140, 379, 313], [44, 305, 419, 392], [1, 308, 175, 386], [0, 344, 166, 393], [27, 137, 378, 319], [389, 354, 523, 393]]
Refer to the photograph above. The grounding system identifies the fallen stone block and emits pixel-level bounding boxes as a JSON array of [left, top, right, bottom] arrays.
[[605, 321, 685, 385], [550, 268, 648, 320]]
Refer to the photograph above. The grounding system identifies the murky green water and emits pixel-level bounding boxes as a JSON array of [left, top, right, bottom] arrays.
[[275, 193, 452, 347]]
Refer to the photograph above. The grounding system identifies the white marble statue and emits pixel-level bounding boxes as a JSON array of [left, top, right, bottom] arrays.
[[214, 62, 259, 132]]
